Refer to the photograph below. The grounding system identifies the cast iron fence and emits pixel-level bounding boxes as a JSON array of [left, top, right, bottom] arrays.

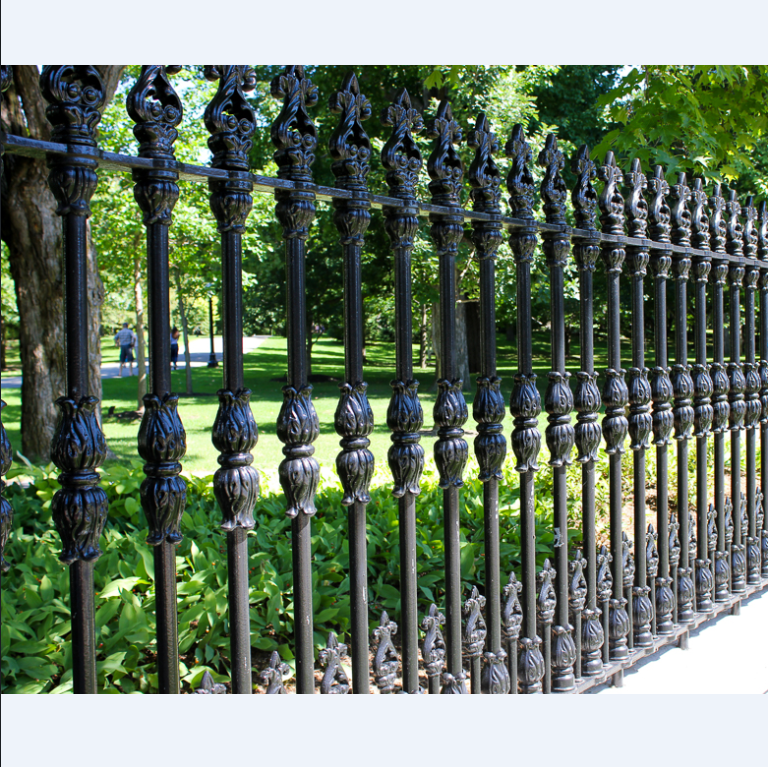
[[1, 65, 766, 694]]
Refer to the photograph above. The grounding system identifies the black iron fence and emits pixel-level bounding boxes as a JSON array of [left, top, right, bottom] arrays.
[[1, 65, 766, 694]]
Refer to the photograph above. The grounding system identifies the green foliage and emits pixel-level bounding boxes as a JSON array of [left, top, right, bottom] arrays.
[[594, 65, 768, 195], [1, 459, 569, 694]]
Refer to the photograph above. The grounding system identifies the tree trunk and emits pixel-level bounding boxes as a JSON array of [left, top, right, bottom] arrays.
[[174, 267, 193, 396], [455, 296, 470, 389], [133, 246, 147, 411], [431, 300, 441, 388], [419, 303, 429, 369], [1, 65, 124, 460]]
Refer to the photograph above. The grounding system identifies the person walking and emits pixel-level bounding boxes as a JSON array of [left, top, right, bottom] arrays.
[[170, 326, 180, 371], [114, 322, 137, 377]]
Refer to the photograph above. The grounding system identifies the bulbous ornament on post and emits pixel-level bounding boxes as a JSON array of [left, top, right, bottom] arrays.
[[517, 635, 545, 694], [334, 382, 374, 506], [138, 393, 187, 546], [386, 379, 424, 498], [0, 400, 13, 572], [433, 379, 469, 489], [545, 372, 575, 467], [50, 397, 109, 564], [462, 586, 488, 661], [481, 649, 510, 695], [691, 362, 714, 438], [421, 604, 447, 684], [731, 542, 747, 593], [627, 367, 653, 451], [440, 670, 468, 694], [372, 611, 400, 694], [632, 584, 654, 648], [574, 371, 602, 462], [715, 549, 731, 602], [695, 558, 715, 612], [509, 373, 542, 472], [276, 385, 320, 518], [677, 566, 695, 623], [259, 651, 290, 694], [608, 596, 630, 661], [581, 606, 604, 676], [319, 633, 350, 694], [671, 364, 695, 440], [551, 624, 577, 692], [473, 377, 506, 481], [711, 360, 731, 435], [655, 576, 676, 635], [601, 369, 629, 455], [211, 389, 259, 531]]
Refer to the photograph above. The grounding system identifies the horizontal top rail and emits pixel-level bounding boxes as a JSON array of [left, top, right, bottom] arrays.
[[2, 131, 766, 270]]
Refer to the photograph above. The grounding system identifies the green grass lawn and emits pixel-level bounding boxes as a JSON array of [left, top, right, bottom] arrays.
[[2, 330, 616, 482]]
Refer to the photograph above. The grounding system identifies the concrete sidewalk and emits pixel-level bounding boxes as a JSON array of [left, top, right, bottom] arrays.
[[590, 587, 768, 694], [1, 335, 270, 388]]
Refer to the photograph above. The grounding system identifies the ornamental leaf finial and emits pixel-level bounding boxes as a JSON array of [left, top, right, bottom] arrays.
[[537, 133, 567, 225], [270, 65, 319, 182], [598, 151, 625, 234], [381, 88, 423, 200], [127, 66, 183, 160], [328, 71, 372, 190], [624, 158, 648, 238], [505, 123, 535, 219], [426, 99, 463, 206], [571, 144, 598, 230]]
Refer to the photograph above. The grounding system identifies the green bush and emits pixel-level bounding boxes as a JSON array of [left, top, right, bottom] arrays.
[[0, 460, 572, 694]]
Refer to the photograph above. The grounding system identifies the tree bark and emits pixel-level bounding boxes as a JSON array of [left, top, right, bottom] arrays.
[[1, 65, 124, 460], [133, 245, 147, 411], [175, 267, 193, 396], [419, 303, 429, 369], [455, 295, 470, 389]]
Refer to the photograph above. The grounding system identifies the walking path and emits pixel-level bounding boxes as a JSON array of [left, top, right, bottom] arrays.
[[1, 336, 270, 388], [590, 587, 768, 694]]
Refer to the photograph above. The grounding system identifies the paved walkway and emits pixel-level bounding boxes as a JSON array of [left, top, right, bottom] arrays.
[[1, 335, 270, 387], [590, 587, 768, 694]]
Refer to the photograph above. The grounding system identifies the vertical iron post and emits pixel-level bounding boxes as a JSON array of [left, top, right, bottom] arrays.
[[741, 198, 761, 584], [426, 100, 469, 688], [40, 66, 110, 694], [625, 159, 654, 646], [669, 173, 695, 624], [726, 190, 747, 593], [598, 152, 630, 666], [0, 68, 14, 579], [758, 202, 768, 579], [204, 65, 262, 694], [129, 66, 189, 693], [505, 125, 544, 694], [709, 184, 732, 600], [328, 72, 374, 693], [380, 89, 425, 694], [467, 113, 509, 693], [691, 178, 715, 612], [571, 145, 604, 675], [648, 166, 675, 633], [538, 134, 576, 691], [271, 66, 321, 693]]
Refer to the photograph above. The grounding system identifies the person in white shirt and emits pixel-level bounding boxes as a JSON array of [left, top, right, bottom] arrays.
[[114, 322, 137, 377]]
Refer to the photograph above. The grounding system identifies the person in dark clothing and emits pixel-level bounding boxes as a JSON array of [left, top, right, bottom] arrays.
[[171, 326, 180, 370]]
